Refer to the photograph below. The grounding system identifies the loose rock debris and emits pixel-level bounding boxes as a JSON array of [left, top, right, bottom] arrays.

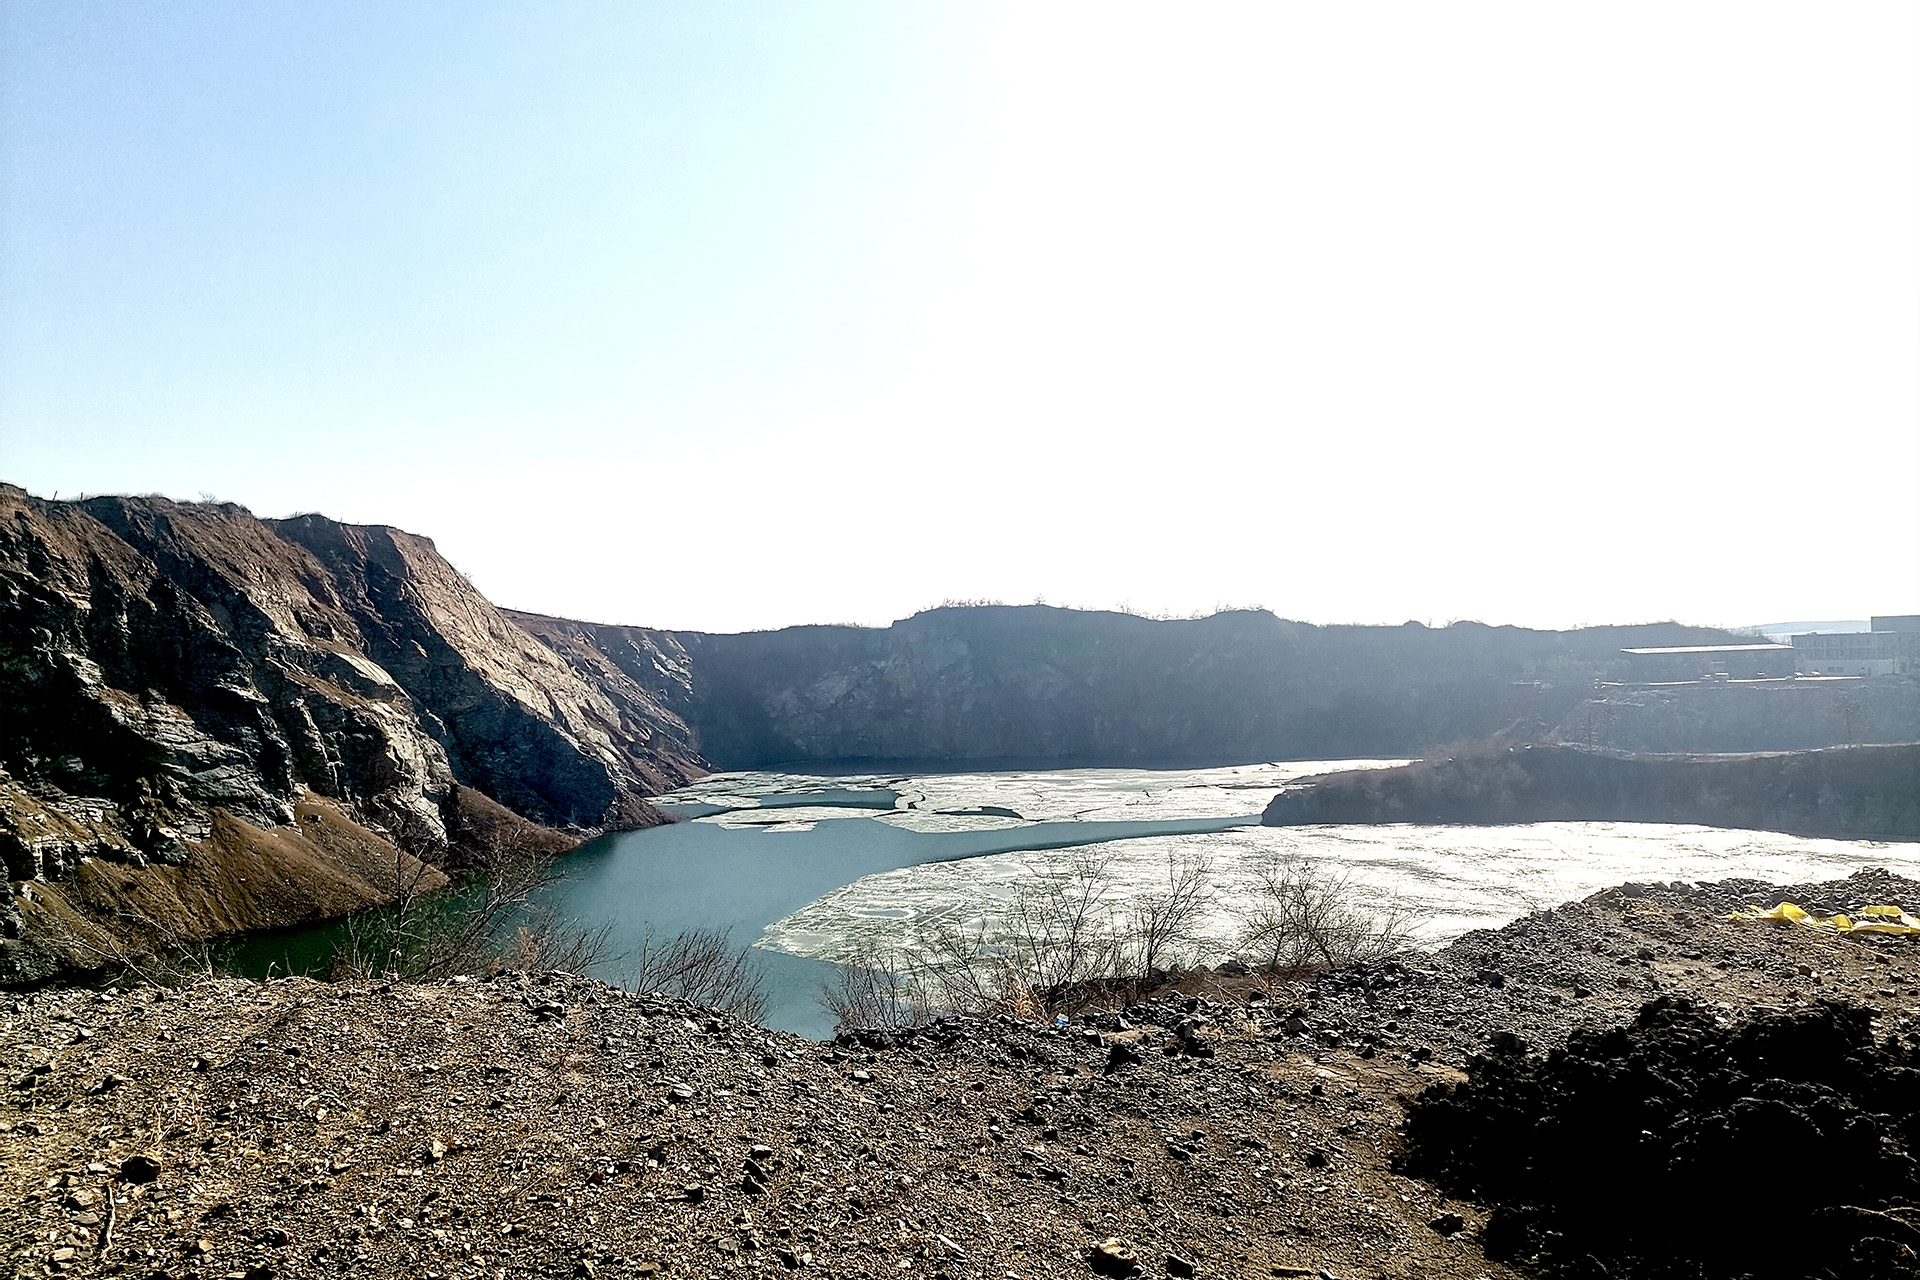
[[4, 869, 1920, 1280]]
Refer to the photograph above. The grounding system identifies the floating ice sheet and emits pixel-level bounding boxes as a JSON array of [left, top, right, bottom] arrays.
[[759, 819, 1920, 968]]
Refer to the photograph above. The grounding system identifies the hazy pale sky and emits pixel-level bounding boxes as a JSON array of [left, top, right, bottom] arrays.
[[3, 2, 1916, 633]]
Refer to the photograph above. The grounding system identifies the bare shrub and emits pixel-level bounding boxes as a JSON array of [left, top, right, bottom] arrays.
[[823, 917, 1045, 1032], [629, 928, 768, 1023], [821, 942, 935, 1033], [509, 906, 616, 977], [336, 828, 613, 982], [824, 848, 1217, 1031], [38, 910, 219, 990], [1123, 851, 1215, 980], [819, 851, 1125, 1032], [820, 846, 1423, 1033], [999, 847, 1125, 1009], [334, 825, 770, 1021], [1234, 853, 1425, 977]]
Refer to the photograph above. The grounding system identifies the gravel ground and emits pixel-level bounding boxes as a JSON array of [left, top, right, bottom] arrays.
[[7, 868, 1920, 1280]]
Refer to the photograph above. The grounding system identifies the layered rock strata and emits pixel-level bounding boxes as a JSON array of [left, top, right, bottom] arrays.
[[0, 486, 703, 979]]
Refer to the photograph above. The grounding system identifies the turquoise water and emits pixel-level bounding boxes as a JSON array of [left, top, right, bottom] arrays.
[[229, 760, 1920, 1039], [226, 761, 1353, 1034], [540, 796, 1266, 1036]]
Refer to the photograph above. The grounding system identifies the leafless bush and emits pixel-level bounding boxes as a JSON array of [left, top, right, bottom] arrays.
[[124, 938, 222, 988], [999, 847, 1125, 1007], [39, 909, 220, 990], [824, 848, 1217, 1031], [819, 852, 1124, 1032], [629, 928, 768, 1023], [821, 942, 935, 1032], [1123, 851, 1215, 979], [821, 846, 1425, 1033], [1234, 853, 1425, 977], [822, 918, 1040, 1032], [509, 907, 616, 976], [336, 828, 614, 982], [1831, 694, 1870, 745], [330, 827, 770, 1021]]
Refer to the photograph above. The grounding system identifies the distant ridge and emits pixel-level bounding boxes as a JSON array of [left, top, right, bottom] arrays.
[[1749, 619, 1869, 639]]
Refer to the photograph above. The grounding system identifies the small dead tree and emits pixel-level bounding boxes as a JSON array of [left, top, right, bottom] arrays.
[[630, 928, 768, 1023], [998, 847, 1124, 1012], [338, 826, 613, 982], [823, 846, 1427, 1032], [822, 942, 935, 1033], [1123, 851, 1216, 981], [34, 901, 218, 990], [1831, 694, 1870, 745], [823, 848, 1131, 1028], [1235, 853, 1425, 978]]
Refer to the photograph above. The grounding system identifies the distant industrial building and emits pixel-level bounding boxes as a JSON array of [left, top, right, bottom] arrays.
[[1792, 616, 1920, 677], [1874, 615, 1920, 648], [1621, 644, 1798, 683]]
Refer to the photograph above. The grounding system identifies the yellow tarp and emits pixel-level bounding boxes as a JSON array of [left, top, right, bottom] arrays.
[[1727, 902, 1920, 936]]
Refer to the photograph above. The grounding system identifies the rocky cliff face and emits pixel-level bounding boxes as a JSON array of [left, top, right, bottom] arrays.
[[264, 517, 702, 825], [0, 486, 703, 978], [527, 606, 1744, 769]]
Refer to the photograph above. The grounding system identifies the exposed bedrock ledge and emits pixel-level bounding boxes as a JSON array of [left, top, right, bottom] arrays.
[[1261, 742, 1920, 840]]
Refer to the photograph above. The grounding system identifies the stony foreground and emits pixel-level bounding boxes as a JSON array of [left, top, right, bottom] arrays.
[[7, 868, 1920, 1280]]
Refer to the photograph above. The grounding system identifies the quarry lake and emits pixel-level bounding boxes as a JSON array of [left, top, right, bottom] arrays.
[[527, 761, 1920, 1037], [226, 761, 1920, 1038]]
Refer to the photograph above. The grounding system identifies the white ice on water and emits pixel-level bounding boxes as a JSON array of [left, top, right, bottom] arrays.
[[656, 762, 1920, 970]]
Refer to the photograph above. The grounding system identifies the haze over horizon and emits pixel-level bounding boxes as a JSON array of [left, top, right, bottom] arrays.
[[4, 2, 1916, 634]]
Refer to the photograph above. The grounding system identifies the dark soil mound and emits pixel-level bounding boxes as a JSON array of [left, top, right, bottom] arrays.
[[1402, 996, 1920, 1280]]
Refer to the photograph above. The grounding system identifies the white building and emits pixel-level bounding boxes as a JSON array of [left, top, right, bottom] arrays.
[[1790, 616, 1920, 677]]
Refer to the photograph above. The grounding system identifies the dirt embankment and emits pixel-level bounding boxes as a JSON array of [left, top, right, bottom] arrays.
[[7, 870, 1920, 1280], [1405, 998, 1920, 1279], [1263, 743, 1920, 840], [0, 787, 585, 987]]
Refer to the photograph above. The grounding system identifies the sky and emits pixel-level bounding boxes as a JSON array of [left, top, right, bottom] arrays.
[[3, 2, 1916, 634]]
